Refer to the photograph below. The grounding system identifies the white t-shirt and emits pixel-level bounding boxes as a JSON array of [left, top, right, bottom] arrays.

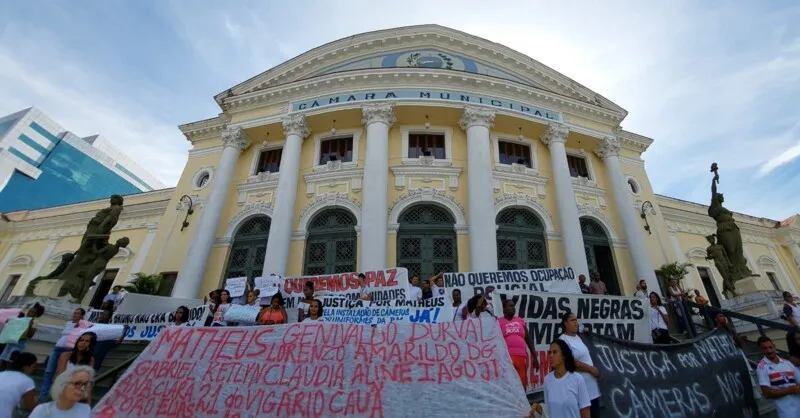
[[633, 290, 648, 298], [55, 321, 90, 349], [0, 371, 35, 418], [543, 371, 591, 418], [650, 306, 668, 330], [409, 286, 422, 301], [558, 334, 600, 400], [452, 303, 466, 322], [359, 285, 372, 300], [303, 317, 325, 322], [30, 402, 91, 418], [757, 357, 800, 418], [297, 301, 311, 317], [431, 285, 446, 298]]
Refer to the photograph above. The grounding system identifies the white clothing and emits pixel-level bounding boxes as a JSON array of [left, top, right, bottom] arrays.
[[558, 334, 600, 400], [169, 322, 190, 327], [633, 290, 648, 298], [650, 306, 668, 330], [303, 317, 325, 322], [757, 356, 800, 418], [212, 304, 230, 325], [409, 286, 422, 301], [359, 285, 372, 300], [543, 371, 591, 418], [297, 301, 311, 317], [452, 303, 466, 322], [431, 284, 446, 298], [0, 371, 35, 418], [30, 402, 91, 418], [668, 286, 682, 301], [55, 322, 89, 349]]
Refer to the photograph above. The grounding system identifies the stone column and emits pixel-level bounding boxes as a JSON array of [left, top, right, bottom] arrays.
[[173, 128, 251, 298], [540, 123, 590, 277], [459, 106, 498, 271], [596, 135, 659, 292], [263, 115, 310, 276], [0, 241, 20, 277], [788, 242, 800, 268], [127, 225, 158, 281], [360, 103, 395, 270]]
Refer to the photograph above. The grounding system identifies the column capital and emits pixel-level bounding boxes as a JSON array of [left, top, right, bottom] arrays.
[[361, 103, 396, 127], [221, 127, 252, 151], [281, 114, 311, 139], [595, 135, 621, 159], [459, 106, 495, 130], [540, 122, 569, 146]]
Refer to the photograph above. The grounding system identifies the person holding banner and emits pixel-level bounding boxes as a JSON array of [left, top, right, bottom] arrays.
[[297, 281, 315, 322], [649, 292, 671, 344], [530, 339, 591, 418], [304, 299, 324, 322], [257, 293, 287, 325], [467, 295, 493, 319], [357, 273, 372, 301], [501, 299, 539, 388], [452, 289, 467, 322], [211, 289, 232, 326], [0, 303, 44, 371], [409, 276, 422, 301], [40, 308, 91, 400], [56, 332, 96, 377], [171, 306, 191, 327], [90, 310, 127, 371], [558, 312, 600, 418]]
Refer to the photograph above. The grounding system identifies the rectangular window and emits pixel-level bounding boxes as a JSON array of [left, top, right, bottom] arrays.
[[319, 136, 353, 164], [498, 140, 532, 167], [158, 272, 178, 296], [766, 272, 781, 291], [1, 275, 21, 303], [567, 155, 590, 178], [408, 133, 446, 159], [256, 149, 282, 174]]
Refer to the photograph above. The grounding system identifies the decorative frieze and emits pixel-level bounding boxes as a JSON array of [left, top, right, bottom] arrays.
[[392, 165, 461, 191], [492, 170, 548, 197], [303, 166, 364, 197]]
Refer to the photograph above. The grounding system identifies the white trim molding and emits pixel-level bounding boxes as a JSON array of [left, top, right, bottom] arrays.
[[9, 255, 34, 268], [493, 170, 548, 197], [247, 140, 285, 178], [304, 165, 364, 197], [237, 173, 280, 205], [391, 165, 462, 191], [565, 147, 596, 185], [217, 201, 275, 247], [625, 175, 641, 197], [311, 128, 363, 171], [494, 193, 557, 238], [187, 145, 223, 158], [576, 205, 622, 247], [399, 125, 453, 166], [491, 133, 539, 174], [294, 192, 362, 239], [686, 247, 708, 260], [191, 167, 214, 191], [388, 188, 468, 234]]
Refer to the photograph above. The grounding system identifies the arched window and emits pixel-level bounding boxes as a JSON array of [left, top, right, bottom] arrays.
[[580, 217, 620, 295], [396, 204, 458, 280], [303, 209, 357, 275], [223, 216, 271, 281], [496, 208, 548, 270]]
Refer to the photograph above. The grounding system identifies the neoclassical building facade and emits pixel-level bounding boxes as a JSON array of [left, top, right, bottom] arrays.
[[1, 25, 799, 307]]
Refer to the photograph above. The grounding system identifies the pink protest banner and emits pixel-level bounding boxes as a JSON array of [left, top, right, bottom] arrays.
[[92, 318, 530, 418]]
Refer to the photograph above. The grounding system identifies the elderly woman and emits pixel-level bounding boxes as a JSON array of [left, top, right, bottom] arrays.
[[30, 365, 93, 417]]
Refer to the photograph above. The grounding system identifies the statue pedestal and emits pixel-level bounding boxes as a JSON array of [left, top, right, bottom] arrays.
[[736, 276, 772, 294]]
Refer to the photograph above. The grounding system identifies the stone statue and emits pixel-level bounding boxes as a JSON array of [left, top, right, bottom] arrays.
[[707, 163, 752, 296], [705, 234, 736, 298], [24, 195, 129, 302]]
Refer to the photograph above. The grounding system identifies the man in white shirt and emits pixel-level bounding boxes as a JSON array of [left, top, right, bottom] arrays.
[[408, 275, 422, 301], [633, 280, 648, 298], [756, 336, 800, 417], [451, 289, 466, 321], [428, 272, 446, 298], [102, 285, 123, 306]]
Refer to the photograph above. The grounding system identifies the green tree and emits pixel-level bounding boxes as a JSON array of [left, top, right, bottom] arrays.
[[658, 261, 694, 282], [123, 273, 162, 295]]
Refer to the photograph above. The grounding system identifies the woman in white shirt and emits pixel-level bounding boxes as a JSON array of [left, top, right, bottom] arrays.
[[30, 366, 93, 418], [649, 292, 671, 344], [303, 299, 325, 322], [0, 351, 38, 418], [298, 281, 315, 322], [466, 295, 493, 318], [558, 312, 600, 418], [531, 339, 590, 418], [357, 273, 372, 302], [170, 306, 191, 327], [211, 289, 232, 326]]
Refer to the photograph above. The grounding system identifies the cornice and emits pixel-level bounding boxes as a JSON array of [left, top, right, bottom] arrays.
[[221, 25, 626, 118], [179, 116, 225, 143], [655, 194, 781, 227], [617, 130, 653, 154], [187, 145, 223, 158], [659, 205, 779, 243]]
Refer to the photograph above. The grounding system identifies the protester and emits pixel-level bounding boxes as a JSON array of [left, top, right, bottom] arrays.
[[588, 272, 607, 295], [304, 300, 324, 322], [245, 290, 260, 306], [667, 278, 688, 334], [409, 276, 422, 301], [786, 330, 800, 368], [467, 295, 492, 318], [649, 292, 671, 344], [357, 273, 372, 301], [30, 366, 94, 418], [420, 280, 433, 300], [0, 303, 44, 370], [714, 311, 744, 348], [428, 272, 445, 297], [99, 300, 115, 312], [258, 293, 287, 325], [40, 308, 90, 399], [452, 289, 466, 322], [297, 281, 315, 322], [0, 351, 37, 418], [578, 275, 590, 294], [102, 285, 123, 306], [500, 299, 538, 388], [91, 310, 127, 371], [530, 339, 591, 418], [211, 289, 232, 326], [558, 312, 600, 418], [782, 291, 800, 328], [756, 336, 800, 417], [633, 280, 648, 298], [57, 332, 96, 378], [171, 306, 191, 327]]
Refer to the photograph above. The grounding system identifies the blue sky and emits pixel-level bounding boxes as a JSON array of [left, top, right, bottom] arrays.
[[1, 1, 798, 220]]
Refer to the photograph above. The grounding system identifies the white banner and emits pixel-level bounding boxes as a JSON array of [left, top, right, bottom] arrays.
[[282, 268, 410, 323], [491, 290, 652, 393], [323, 297, 453, 326], [87, 305, 210, 341], [443, 268, 581, 303], [93, 318, 530, 417], [224, 277, 247, 297], [254, 275, 281, 297]]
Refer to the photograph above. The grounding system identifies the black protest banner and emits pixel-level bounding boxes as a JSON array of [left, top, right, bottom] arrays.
[[585, 329, 758, 418]]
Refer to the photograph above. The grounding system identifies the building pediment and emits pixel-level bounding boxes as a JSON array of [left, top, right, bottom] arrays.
[[216, 25, 626, 119]]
